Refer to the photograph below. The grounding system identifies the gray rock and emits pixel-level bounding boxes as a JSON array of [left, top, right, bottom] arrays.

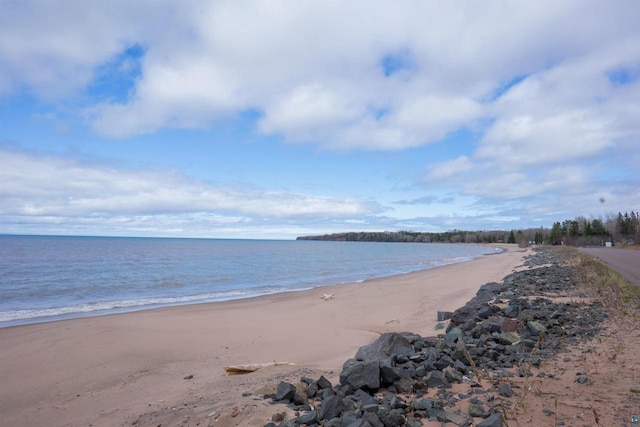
[[341, 410, 358, 426], [340, 359, 381, 391], [355, 333, 414, 361], [346, 419, 372, 427], [352, 388, 375, 406], [497, 383, 514, 397], [443, 366, 463, 384], [317, 375, 333, 389], [477, 304, 493, 319], [425, 370, 445, 388], [379, 409, 406, 427], [437, 311, 453, 321], [476, 413, 503, 427], [305, 381, 318, 398], [413, 398, 438, 411], [468, 402, 487, 418], [362, 403, 379, 413], [379, 358, 400, 385], [446, 409, 472, 426], [276, 381, 296, 401], [528, 320, 547, 336], [445, 326, 464, 344], [295, 411, 317, 424], [318, 395, 344, 421], [362, 411, 384, 427]]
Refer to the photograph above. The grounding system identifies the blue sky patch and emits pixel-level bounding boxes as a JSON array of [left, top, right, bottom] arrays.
[[87, 44, 145, 102], [381, 50, 414, 77], [488, 74, 528, 101], [607, 68, 639, 85]]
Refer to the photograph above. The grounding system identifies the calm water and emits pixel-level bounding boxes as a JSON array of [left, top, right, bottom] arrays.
[[0, 235, 500, 327]]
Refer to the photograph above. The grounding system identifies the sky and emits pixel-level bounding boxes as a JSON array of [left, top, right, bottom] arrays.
[[1, 1, 639, 240]]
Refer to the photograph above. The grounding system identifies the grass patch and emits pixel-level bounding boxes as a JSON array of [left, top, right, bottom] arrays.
[[572, 249, 640, 320]]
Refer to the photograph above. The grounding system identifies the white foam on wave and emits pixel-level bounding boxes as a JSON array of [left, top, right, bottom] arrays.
[[0, 289, 277, 324]]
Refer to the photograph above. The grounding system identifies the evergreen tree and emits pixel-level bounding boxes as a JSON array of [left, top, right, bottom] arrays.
[[549, 222, 563, 245]]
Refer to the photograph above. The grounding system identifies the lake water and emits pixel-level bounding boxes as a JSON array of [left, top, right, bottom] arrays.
[[0, 235, 500, 327]]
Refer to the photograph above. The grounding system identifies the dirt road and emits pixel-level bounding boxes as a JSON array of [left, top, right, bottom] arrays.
[[579, 247, 640, 286]]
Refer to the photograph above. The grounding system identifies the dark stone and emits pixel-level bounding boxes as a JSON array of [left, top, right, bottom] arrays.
[[346, 418, 371, 427], [362, 403, 379, 413], [341, 410, 358, 426], [468, 402, 487, 418], [530, 354, 541, 367], [318, 395, 344, 421], [295, 411, 317, 424], [340, 359, 381, 391], [379, 359, 400, 385], [472, 282, 503, 303], [453, 359, 468, 373], [183, 374, 193, 380], [446, 409, 472, 426], [385, 393, 407, 410], [362, 411, 384, 427], [497, 383, 513, 397], [317, 375, 333, 389], [413, 398, 439, 411], [434, 354, 455, 371], [477, 304, 493, 319], [503, 304, 520, 318], [476, 413, 503, 427], [437, 311, 453, 321], [445, 327, 464, 344], [324, 419, 343, 427], [443, 367, 463, 384], [393, 377, 414, 394], [379, 409, 406, 427], [276, 381, 296, 401], [355, 333, 414, 361], [425, 370, 445, 388], [305, 381, 318, 398], [352, 388, 375, 406]]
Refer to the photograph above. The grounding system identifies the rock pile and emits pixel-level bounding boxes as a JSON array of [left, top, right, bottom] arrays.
[[263, 248, 607, 427]]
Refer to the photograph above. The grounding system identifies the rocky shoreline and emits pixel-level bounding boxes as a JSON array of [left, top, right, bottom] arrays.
[[262, 247, 609, 427]]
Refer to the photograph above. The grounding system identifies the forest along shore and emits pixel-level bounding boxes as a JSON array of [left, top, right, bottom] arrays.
[[256, 247, 640, 427]]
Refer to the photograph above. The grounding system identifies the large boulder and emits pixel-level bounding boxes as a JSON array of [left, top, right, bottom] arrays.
[[340, 359, 381, 391], [355, 333, 415, 361]]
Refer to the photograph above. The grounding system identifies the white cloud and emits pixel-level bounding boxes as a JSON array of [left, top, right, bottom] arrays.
[[426, 156, 473, 181], [6, 1, 637, 150], [0, 148, 382, 222], [258, 82, 361, 142]]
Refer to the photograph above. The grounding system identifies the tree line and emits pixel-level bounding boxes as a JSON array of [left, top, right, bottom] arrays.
[[297, 211, 639, 247], [548, 211, 639, 246]]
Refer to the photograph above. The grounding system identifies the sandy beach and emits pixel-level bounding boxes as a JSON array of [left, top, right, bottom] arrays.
[[0, 246, 527, 427]]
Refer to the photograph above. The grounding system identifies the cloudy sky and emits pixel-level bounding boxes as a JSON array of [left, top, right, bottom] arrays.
[[1, 1, 639, 239]]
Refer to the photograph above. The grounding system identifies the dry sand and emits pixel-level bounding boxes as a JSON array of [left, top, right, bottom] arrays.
[[0, 246, 528, 427]]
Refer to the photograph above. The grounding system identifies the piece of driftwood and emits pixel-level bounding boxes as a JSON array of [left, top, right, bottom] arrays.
[[224, 361, 296, 375], [321, 293, 335, 301]]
